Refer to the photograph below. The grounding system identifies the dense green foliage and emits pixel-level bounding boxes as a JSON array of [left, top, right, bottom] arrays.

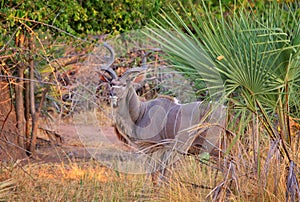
[[0, 0, 279, 40], [0, 0, 164, 39]]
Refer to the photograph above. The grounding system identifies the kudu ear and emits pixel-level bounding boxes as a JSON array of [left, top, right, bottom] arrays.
[[96, 71, 112, 82], [132, 73, 146, 84]]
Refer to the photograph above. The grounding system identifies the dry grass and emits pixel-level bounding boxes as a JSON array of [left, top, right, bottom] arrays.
[[1, 160, 153, 201], [0, 120, 299, 201], [1, 147, 296, 202]]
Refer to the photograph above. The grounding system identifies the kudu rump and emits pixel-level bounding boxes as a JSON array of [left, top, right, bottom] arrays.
[[101, 61, 227, 176]]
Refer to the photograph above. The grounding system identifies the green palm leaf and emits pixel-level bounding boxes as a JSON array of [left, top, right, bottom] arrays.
[[144, 0, 300, 157]]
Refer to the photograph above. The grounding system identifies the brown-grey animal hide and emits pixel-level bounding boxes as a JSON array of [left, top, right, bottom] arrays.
[[113, 82, 226, 156]]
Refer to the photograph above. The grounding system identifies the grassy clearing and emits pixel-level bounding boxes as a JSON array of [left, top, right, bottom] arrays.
[[1, 160, 150, 201], [1, 134, 298, 202]]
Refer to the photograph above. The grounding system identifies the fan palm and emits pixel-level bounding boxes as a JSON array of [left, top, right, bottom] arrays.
[[145, 0, 300, 159], [144, 0, 300, 199]]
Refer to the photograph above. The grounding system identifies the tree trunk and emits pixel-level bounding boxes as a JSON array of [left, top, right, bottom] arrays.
[[15, 33, 26, 149], [0, 77, 26, 161], [25, 34, 36, 153], [29, 83, 50, 155], [25, 66, 31, 152], [29, 34, 35, 116]]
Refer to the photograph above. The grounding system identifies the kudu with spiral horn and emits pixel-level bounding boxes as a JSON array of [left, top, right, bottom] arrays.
[[101, 64, 227, 161], [98, 45, 227, 183]]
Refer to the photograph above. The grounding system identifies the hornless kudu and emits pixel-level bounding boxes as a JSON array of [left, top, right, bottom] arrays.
[[101, 65, 227, 182]]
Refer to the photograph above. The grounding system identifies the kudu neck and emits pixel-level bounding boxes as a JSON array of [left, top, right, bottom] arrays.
[[122, 85, 142, 122]]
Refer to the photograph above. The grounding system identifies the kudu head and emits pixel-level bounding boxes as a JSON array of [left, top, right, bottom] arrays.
[[97, 48, 157, 108], [100, 66, 148, 108]]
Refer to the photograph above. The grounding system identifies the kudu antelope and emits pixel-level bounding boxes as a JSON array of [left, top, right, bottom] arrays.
[[101, 65, 227, 183]]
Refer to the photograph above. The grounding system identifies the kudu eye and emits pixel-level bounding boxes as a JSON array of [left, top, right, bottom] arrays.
[[109, 90, 115, 97]]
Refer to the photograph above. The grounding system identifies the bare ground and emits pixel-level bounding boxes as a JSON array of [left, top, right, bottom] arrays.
[[34, 112, 128, 164]]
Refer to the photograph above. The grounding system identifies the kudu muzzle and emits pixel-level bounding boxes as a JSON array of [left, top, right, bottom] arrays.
[[110, 85, 122, 108]]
